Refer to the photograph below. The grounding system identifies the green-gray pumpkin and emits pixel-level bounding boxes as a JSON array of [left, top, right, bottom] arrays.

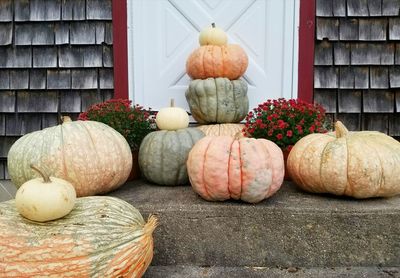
[[185, 77, 249, 124], [138, 128, 204, 185]]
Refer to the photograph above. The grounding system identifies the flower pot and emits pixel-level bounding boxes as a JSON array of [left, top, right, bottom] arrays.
[[127, 150, 141, 181]]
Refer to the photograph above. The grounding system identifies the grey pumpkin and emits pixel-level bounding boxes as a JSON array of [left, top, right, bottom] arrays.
[[138, 128, 205, 185], [185, 77, 249, 124]]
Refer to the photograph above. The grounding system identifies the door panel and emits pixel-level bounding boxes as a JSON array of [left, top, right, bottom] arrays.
[[128, 0, 299, 112]]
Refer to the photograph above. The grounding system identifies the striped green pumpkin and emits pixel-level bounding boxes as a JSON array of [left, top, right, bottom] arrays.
[[0, 196, 156, 277]]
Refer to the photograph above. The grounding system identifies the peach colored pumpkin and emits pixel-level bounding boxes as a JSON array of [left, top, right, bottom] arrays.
[[197, 124, 244, 137], [287, 121, 400, 198], [187, 136, 284, 203], [186, 45, 248, 80]]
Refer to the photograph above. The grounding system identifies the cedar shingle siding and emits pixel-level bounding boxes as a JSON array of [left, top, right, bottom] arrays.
[[315, 0, 400, 137], [0, 0, 113, 179]]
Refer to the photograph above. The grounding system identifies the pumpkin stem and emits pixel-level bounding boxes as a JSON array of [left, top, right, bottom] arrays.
[[211, 23, 216, 28], [170, 98, 175, 107], [335, 121, 349, 138], [144, 215, 158, 235], [61, 116, 72, 123], [30, 165, 51, 183]]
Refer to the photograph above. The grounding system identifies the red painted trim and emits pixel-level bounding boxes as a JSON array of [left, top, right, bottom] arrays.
[[112, 0, 129, 99], [297, 0, 315, 103]]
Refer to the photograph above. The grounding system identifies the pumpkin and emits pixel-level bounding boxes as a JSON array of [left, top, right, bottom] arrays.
[[186, 45, 248, 80], [15, 165, 76, 222], [7, 116, 132, 197], [185, 78, 249, 124], [187, 136, 284, 203], [156, 99, 189, 130], [0, 196, 157, 277], [197, 124, 244, 137], [199, 23, 227, 46], [287, 121, 400, 198], [139, 128, 204, 185]]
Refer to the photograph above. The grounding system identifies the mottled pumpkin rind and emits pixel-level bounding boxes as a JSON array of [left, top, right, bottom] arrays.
[[197, 124, 244, 137], [0, 196, 156, 278], [287, 122, 400, 198], [186, 78, 249, 124], [139, 128, 205, 185], [7, 120, 132, 197], [187, 136, 284, 203]]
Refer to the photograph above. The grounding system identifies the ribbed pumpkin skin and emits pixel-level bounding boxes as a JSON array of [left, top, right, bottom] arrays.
[[187, 136, 284, 203], [186, 45, 248, 80], [287, 121, 400, 198], [7, 120, 132, 197], [186, 78, 249, 124], [0, 196, 156, 277], [197, 124, 244, 137], [139, 128, 205, 185]]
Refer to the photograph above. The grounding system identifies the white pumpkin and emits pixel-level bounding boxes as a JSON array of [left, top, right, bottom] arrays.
[[15, 165, 76, 222], [156, 99, 189, 130], [199, 23, 228, 46]]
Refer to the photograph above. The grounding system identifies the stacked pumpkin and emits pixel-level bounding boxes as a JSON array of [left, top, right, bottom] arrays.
[[186, 23, 249, 137]]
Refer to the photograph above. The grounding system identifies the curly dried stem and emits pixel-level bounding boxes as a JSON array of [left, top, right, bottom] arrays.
[[30, 164, 51, 183]]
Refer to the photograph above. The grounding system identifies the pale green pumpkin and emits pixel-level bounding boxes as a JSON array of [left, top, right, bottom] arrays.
[[0, 196, 157, 277], [139, 128, 204, 185], [185, 77, 249, 124]]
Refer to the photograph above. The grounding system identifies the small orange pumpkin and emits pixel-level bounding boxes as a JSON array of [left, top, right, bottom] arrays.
[[187, 136, 284, 203], [186, 45, 248, 80]]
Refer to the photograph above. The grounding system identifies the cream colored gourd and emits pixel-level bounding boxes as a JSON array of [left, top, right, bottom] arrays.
[[0, 196, 157, 277], [15, 165, 76, 222], [187, 136, 284, 203], [156, 99, 189, 130], [7, 116, 132, 197], [199, 23, 227, 46], [287, 121, 400, 198]]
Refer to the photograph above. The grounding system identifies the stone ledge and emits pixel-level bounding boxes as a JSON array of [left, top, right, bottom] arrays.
[[110, 180, 400, 268], [143, 266, 400, 278]]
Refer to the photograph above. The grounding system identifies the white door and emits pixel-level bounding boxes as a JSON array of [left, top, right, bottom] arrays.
[[128, 0, 299, 113]]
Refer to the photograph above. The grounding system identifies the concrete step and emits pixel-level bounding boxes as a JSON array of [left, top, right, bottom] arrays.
[[143, 266, 400, 278], [110, 180, 400, 268]]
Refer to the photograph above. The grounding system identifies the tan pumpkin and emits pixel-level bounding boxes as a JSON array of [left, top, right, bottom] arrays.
[[0, 196, 157, 277], [186, 45, 248, 80], [15, 165, 76, 222], [187, 136, 284, 203], [7, 116, 132, 197], [186, 78, 249, 124], [156, 99, 189, 130], [197, 124, 244, 137], [199, 23, 227, 46], [287, 121, 400, 198]]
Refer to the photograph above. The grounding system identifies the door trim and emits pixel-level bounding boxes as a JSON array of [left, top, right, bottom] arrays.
[[113, 0, 315, 102]]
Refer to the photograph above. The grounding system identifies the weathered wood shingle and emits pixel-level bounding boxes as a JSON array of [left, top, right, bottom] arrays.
[[315, 41, 332, 65], [314, 67, 339, 88], [54, 22, 70, 45], [99, 69, 114, 89], [5, 114, 42, 136], [390, 67, 400, 87], [338, 90, 362, 112], [29, 69, 46, 89], [389, 18, 400, 40], [70, 22, 96, 45], [14, 0, 30, 22], [33, 47, 57, 68], [339, 18, 358, 40], [60, 91, 81, 113], [317, 18, 339, 40], [347, 0, 370, 17], [370, 67, 389, 89], [72, 69, 98, 89], [0, 47, 32, 68], [0, 0, 13, 22], [30, 0, 61, 21], [0, 91, 15, 113], [62, 0, 86, 20], [359, 19, 387, 41], [87, 0, 112, 20], [0, 70, 10, 90], [382, 0, 400, 16], [0, 23, 12, 45], [17, 91, 58, 113], [47, 70, 71, 89], [363, 91, 394, 112], [10, 70, 29, 90]]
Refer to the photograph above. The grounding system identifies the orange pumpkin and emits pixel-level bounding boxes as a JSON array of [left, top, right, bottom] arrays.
[[186, 45, 248, 80], [187, 136, 284, 203]]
